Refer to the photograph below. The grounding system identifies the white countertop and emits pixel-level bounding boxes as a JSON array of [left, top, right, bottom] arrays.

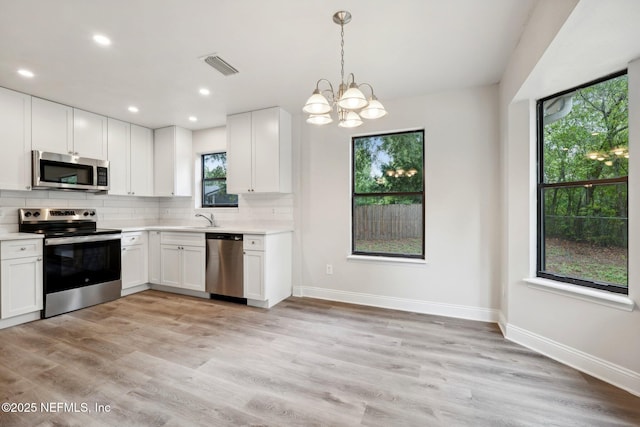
[[119, 225, 293, 235], [0, 233, 45, 241]]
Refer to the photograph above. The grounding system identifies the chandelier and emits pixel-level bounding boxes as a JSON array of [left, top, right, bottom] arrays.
[[303, 11, 387, 128]]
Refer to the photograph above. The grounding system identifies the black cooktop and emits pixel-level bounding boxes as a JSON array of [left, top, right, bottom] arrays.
[[18, 208, 120, 238]]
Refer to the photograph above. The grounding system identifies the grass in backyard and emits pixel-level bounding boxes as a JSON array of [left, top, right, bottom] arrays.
[[545, 237, 627, 286], [354, 238, 422, 255]]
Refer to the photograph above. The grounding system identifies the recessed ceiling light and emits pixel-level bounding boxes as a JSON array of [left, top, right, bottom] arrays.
[[128, 106, 139, 113], [93, 34, 111, 46], [189, 116, 198, 122], [17, 69, 34, 78], [199, 88, 210, 96]]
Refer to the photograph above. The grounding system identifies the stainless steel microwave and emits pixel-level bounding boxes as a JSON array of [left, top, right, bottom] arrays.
[[32, 150, 110, 192]]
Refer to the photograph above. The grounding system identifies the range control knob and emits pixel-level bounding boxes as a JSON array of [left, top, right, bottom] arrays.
[[24, 211, 32, 217], [33, 212, 41, 218], [89, 211, 96, 216], [83, 211, 89, 216]]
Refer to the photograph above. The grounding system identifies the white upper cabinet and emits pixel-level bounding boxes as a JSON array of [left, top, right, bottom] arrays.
[[107, 118, 130, 196], [32, 98, 108, 159], [108, 120, 154, 197], [130, 124, 154, 196], [73, 108, 107, 159], [32, 97, 73, 155], [153, 126, 192, 197], [0, 87, 31, 191], [226, 107, 292, 194]]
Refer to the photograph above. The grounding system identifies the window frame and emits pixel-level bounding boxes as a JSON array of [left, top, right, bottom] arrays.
[[201, 152, 238, 208], [536, 70, 628, 295], [351, 129, 426, 260]]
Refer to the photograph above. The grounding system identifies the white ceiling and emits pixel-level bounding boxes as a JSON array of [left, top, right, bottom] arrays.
[[0, 0, 537, 130]]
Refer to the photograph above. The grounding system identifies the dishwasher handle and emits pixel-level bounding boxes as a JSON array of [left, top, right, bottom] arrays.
[[205, 233, 243, 241]]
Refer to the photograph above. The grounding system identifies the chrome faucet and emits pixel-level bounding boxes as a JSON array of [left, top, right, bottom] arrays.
[[195, 213, 216, 227]]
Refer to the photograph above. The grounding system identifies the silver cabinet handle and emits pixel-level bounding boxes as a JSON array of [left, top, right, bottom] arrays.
[[122, 248, 126, 251], [20, 247, 27, 251], [37, 257, 42, 261]]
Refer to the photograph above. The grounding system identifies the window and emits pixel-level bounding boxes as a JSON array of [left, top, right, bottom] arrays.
[[352, 130, 425, 259], [537, 71, 628, 294], [201, 153, 238, 208]]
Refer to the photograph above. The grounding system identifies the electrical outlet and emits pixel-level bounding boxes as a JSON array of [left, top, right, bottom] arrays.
[[326, 264, 333, 275]]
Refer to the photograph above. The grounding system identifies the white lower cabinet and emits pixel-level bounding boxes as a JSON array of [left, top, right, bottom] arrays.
[[243, 232, 292, 308], [148, 231, 162, 284], [121, 232, 148, 291], [0, 239, 43, 319], [160, 232, 205, 291], [243, 249, 264, 300]]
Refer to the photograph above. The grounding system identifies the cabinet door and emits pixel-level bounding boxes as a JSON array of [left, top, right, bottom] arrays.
[[181, 246, 205, 291], [32, 97, 73, 155], [243, 250, 264, 300], [130, 124, 154, 196], [153, 127, 175, 196], [226, 112, 253, 194], [73, 108, 107, 159], [252, 108, 281, 193], [148, 231, 162, 284], [107, 118, 130, 195], [121, 244, 148, 289], [0, 87, 31, 191], [0, 256, 43, 319], [160, 245, 181, 287], [174, 127, 192, 197]]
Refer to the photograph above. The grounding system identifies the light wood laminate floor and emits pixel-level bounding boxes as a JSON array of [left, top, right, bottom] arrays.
[[0, 291, 638, 426]]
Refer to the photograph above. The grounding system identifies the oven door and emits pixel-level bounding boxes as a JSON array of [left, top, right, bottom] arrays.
[[44, 234, 121, 294]]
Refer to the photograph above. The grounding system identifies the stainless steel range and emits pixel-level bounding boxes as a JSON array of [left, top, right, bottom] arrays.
[[19, 208, 122, 318]]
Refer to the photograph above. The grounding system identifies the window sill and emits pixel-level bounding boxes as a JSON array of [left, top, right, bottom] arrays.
[[347, 254, 427, 265], [523, 277, 635, 312]]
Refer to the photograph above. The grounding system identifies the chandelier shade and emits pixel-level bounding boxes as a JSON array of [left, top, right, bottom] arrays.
[[337, 84, 368, 110], [338, 111, 363, 128], [303, 89, 332, 115], [306, 113, 333, 125], [360, 97, 388, 119], [303, 11, 387, 128]]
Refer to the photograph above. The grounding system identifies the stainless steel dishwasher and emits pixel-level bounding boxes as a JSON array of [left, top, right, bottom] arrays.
[[205, 233, 244, 298]]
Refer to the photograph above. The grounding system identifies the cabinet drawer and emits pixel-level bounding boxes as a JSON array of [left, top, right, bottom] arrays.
[[122, 231, 147, 247], [161, 232, 205, 247], [243, 235, 264, 251], [1, 239, 43, 260]]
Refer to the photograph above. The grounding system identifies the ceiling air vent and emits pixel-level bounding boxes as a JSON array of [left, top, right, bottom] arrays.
[[202, 54, 239, 76]]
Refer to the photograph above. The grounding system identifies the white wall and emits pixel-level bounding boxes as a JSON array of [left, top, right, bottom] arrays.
[[296, 85, 501, 321], [500, 0, 640, 395]]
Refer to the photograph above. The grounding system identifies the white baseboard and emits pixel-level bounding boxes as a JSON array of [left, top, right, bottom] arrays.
[[497, 311, 507, 336], [293, 286, 498, 323], [506, 323, 640, 397], [0, 311, 40, 330], [121, 283, 151, 297], [150, 284, 210, 299]]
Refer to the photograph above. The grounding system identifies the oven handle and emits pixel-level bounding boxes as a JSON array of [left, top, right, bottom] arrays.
[[45, 234, 122, 246]]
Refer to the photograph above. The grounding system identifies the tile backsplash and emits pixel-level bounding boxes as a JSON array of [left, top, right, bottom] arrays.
[[0, 189, 294, 233]]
